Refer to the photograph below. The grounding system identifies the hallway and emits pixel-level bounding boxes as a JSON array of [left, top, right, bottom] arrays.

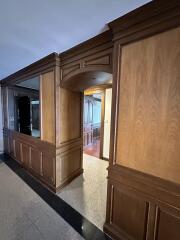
[[58, 154, 108, 230], [0, 155, 110, 240]]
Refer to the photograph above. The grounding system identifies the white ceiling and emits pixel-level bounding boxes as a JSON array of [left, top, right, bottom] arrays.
[[0, 0, 151, 79]]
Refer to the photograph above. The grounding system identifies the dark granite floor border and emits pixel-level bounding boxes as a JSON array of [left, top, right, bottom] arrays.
[[0, 154, 111, 240]]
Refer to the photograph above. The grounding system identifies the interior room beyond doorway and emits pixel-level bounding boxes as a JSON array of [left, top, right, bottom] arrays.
[[83, 86, 112, 160]]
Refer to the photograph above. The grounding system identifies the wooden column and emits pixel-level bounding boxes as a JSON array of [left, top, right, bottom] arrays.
[[104, 1, 180, 240], [55, 87, 83, 191]]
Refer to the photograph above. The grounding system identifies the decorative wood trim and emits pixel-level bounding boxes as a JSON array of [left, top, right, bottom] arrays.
[[60, 30, 113, 62], [0, 53, 59, 86], [100, 90, 105, 159], [105, 1, 180, 239], [60, 31, 113, 84], [109, 0, 180, 43], [3, 129, 56, 189], [104, 165, 180, 240]]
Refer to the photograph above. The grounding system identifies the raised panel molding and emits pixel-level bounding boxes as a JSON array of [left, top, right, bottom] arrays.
[[15, 141, 22, 163], [61, 64, 80, 79], [21, 144, 30, 168], [60, 30, 113, 83], [104, 165, 180, 240], [42, 153, 55, 184], [4, 129, 56, 190], [106, 179, 149, 240], [155, 207, 180, 240], [30, 148, 42, 175], [60, 52, 112, 82], [56, 146, 83, 191], [85, 54, 111, 67], [61, 53, 112, 82]]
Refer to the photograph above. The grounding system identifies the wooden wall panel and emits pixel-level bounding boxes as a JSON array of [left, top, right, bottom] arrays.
[[30, 148, 41, 175], [4, 129, 56, 190], [105, 167, 180, 240], [15, 141, 22, 163], [156, 208, 180, 240], [42, 153, 55, 184], [60, 88, 81, 143], [56, 146, 83, 189], [116, 27, 180, 184], [41, 71, 55, 144], [21, 144, 30, 168], [60, 30, 113, 84], [112, 187, 149, 240]]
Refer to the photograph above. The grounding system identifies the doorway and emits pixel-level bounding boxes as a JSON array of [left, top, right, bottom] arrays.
[[58, 83, 112, 230], [83, 86, 112, 160], [83, 91, 102, 158]]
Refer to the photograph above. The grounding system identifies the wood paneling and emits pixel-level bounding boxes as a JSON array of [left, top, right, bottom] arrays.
[[4, 129, 56, 189], [42, 153, 55, 184], [60, 30, 113, 83], [30, 148, 41, 175], [60, 30, 113, 91], [116, 27, 180, 184], [105, 166, 180, 240], [105, 1, 180, 240], [111, 186, 149, 240], [1, 2, 180, 240], [56, 146, 83, 190], [155, 208, 180, 240], [41, 71, 55, 144], [56, 87, 83, 190], [21, 144, 30, 168], [15, 141, 22, 163], [60, 88, 81, 143]]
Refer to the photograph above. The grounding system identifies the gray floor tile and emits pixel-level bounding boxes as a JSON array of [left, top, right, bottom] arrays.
[[58, 154, 108, 230], [0, 160, 83, 240]]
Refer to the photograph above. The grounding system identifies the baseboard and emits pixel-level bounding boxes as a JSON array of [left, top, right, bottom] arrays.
[[104, 223, 125, 240]]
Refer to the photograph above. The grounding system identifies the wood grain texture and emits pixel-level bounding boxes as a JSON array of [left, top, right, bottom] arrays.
[[60, 88, 81, 143], [111, 186, 149, 240], [105, 165, 180, 240], [155, 207, 180, 240], [4, 129, 56, 189], [116, 27, 180, 184], [56, 147, 83, 189], [40, 71, 55, 144], [21, 144, 30, 168], [30, 148, 41, 175]]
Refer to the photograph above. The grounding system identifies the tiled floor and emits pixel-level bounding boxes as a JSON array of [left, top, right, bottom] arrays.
[[58, 154, 108, 230], [83, 140, 100, 158], [0, 158, 83, 240]]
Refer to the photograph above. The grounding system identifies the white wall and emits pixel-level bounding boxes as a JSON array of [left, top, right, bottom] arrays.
[[103, 88, 112, 159], [0, 87, 3, 152]]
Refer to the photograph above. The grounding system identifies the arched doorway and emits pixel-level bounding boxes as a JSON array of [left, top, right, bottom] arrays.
[[57, 69, 113, 230]]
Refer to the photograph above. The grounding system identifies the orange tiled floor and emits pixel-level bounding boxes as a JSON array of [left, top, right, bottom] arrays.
[[83, 139, 100, 158]]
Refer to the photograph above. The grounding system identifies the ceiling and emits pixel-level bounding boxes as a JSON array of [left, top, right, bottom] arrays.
[[0, 0, 151, 79]]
